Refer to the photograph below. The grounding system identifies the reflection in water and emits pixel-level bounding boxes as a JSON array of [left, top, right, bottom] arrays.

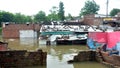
[[73, 61, 107, 68], [5, 38, 108, 68], [47, 54, 74, 68], [58, 52, 63, 61], [50, 48, 56, 56], [20, 38, 37, 46]]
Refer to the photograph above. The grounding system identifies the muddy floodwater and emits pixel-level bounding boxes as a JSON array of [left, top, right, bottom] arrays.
[[4, 38, 108, 68]]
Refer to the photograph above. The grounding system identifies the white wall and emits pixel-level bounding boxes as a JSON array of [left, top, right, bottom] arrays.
[[19, 30, 37, 38]]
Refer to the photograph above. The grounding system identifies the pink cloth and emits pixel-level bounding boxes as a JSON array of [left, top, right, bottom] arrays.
[[95, 32, 107, 43], [88, 32, 107, 43], [107, 31, 120, 48], [88, 32, 97, 40], [89, 31, 120, 48]]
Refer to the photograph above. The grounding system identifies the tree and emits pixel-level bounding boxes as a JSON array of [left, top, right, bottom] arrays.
[[0, 11, 14, 26], [80, 0, 100, 17], [58, 1, 65, 21], [34, 11, 47, 23], [47, 6, 59, 21], [0, 11, 14, 22], [110, 8, 120, 16], [0, 11, 3, 23], [13, 13, 32, 23], [66, 13, 74, 21], [26, 16, 32, 22], [14, 13, 24, 23]]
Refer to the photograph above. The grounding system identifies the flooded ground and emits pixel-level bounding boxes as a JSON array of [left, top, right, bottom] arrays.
[[4, 38, 108, 68]]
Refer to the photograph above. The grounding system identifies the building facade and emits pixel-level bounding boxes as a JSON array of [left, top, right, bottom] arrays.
[[2, 23, 41, 39]]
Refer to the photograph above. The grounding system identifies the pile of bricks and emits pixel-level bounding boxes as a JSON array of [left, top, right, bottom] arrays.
[[0, 49, 47, 68]]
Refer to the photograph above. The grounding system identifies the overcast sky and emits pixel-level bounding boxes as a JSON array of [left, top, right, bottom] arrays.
[[0, 0, 120, 16]]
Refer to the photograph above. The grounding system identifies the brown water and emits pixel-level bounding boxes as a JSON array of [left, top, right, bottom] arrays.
[[4, 38, 108, 68]]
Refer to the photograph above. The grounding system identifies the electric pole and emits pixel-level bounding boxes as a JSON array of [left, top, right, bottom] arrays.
[[106, 0, 109, 17]]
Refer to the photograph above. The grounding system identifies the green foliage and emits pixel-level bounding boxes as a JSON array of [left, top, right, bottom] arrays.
[[47, 14, 59, 21], [13, 13, 32, 23], [110, 8, 120, 16], [0, 11, 33, 24], [47, 6, 59, 21], [0, 27, 2, 35], [0, 11, 14, 26], [25, 16, 32, 22], [34, 11, 47, 23], [58, 1, 65, 21], [0, 11, 14, 22], [80, 0, 100, 17], [49, 6, 58, 14], [66, 13, 74, 20], [0, 12, 2, 24]]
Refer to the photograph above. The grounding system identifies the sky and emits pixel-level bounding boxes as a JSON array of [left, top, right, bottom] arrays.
[[0, 0, 120, 16]]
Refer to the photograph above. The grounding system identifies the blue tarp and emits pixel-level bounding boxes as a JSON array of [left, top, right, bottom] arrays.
[[87, 38, 96, 50], [87, 38, 104, 50], [114, 42, 120, 55]]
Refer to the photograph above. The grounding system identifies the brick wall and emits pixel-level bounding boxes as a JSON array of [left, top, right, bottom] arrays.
[[0, 49, 47, 67], [83, 14, 103, 25], [94, 18, 103, 26], [83, 14, 95, 25], [2, 24, 41, 39], [2, 29, 19, 38]]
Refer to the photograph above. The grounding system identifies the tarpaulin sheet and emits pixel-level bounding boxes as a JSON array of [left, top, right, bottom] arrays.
[[88, 32, 97, 40], [87, 38, 96, 49], [88, 32, 107, 43], [95, 32, 107, 43], [107, 31, 120, 48]]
